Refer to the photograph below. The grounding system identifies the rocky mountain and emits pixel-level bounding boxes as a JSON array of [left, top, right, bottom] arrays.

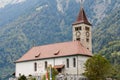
[[0, 0, 26, 8], [0, 0, 119, 79], [93, 6, 120, 63]]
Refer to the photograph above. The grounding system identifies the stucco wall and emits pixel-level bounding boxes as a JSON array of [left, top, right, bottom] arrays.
[[16, 55, 89, 77]]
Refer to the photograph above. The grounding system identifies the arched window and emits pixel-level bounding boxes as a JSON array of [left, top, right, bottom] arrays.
[[73, 58, 76, 67], [66, 59, 69, 68], [45, 61, 47, 70], [34, 62, 37, 71]]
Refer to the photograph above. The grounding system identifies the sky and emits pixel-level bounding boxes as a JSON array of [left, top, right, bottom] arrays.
[[0, 0, 26, 8]]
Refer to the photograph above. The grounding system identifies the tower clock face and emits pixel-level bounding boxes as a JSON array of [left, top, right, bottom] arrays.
[[86, 32, 89, 37], [76, 31, 81, 37]]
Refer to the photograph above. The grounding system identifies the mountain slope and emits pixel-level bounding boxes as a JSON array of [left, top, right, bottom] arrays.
[[0, 0, 74, 79], [0, 0, 47, 27], [93, 7, 120, 64], [93, 7, 120, 53]]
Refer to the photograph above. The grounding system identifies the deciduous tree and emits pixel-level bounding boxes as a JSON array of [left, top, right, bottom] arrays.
[[84, 54, 112, 80]]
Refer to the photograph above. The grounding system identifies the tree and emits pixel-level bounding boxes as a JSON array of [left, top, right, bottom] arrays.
[[18, 75, 27, 80], [28, 75, 36, 80], [42, 65, 58, 80], [112, 64, 120, 80], [84, 54, 113, 80]]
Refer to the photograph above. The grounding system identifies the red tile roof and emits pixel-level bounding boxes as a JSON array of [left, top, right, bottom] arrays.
[[16, 41, 92, 63], [73, 8, 91, 25]]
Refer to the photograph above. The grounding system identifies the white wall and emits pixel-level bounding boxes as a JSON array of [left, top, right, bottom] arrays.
[[78, 56, 89, 74], [15, 55, 89, 77]]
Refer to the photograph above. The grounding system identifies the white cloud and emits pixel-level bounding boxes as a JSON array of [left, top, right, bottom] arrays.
[[0, 0, 26, 8]]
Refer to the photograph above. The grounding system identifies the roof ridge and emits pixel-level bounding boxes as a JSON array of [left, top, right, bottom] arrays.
[[34, 41, 76, 48]]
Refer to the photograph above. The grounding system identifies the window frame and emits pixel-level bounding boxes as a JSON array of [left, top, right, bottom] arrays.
[[86, 38, 89, 42], [73, 58, 76, 67], [34, 62, 37, 71], [45, 61, 47, 70], [66, 59, 69, 68], [76, 38, 80, 41], [75, 27, 81, 31], [85, 26, 90, 31]]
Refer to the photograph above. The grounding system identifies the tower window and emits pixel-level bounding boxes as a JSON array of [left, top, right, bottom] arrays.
[[86, 38, 89, 42], [75, 27, 81, 31], [78, 27, 81, 30], [76, 38, 80, 41], [34, 62, 37, 71], [66, 59, 69, 68], [85, 27, 89, 31], [73, 58, 76, 67], [75, 27, 78, 31], [45, 61, 47, 70]]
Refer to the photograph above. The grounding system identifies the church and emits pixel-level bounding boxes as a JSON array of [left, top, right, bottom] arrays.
[[15, 4, 92, 79]]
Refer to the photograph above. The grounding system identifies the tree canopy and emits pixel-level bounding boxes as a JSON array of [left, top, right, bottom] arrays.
[[42, 66, 58, 80], [84, 54, 113, 80]]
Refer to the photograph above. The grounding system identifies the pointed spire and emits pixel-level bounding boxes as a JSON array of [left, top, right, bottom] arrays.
[[73, 6, 91, 25]]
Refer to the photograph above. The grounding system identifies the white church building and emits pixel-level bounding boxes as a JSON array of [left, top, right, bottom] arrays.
[[15, 4, 92, 79]]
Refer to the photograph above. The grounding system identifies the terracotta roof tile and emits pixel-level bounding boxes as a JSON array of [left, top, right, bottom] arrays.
[[16, 41, 92, 62]]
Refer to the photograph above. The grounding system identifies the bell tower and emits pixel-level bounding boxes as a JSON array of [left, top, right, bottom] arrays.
[[72, 7, 92, 52]]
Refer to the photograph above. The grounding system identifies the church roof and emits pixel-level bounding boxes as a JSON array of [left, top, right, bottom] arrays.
[[73, 7, 91, 25], [16, 41, 92, 63]]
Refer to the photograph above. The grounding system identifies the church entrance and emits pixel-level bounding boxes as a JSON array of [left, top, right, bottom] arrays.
[[57, 68, 62, 73], [54, 64, 64, 73]]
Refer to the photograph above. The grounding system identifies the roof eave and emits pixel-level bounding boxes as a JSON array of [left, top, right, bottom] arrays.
[[15, 53, 92, 63], [72, 21, 92, 26]]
